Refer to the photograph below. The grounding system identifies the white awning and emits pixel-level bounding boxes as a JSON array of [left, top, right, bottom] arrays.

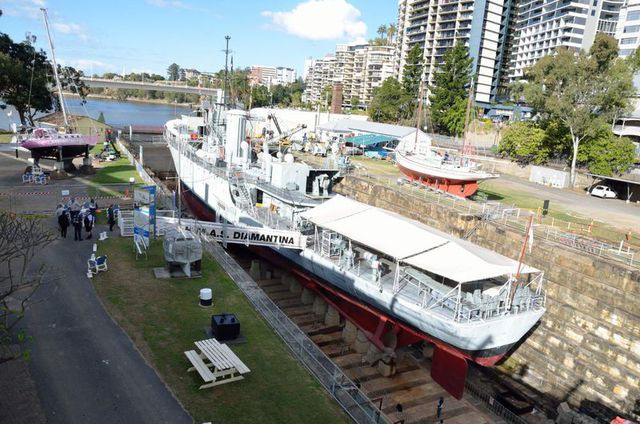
[[301, 195, 539, 283]]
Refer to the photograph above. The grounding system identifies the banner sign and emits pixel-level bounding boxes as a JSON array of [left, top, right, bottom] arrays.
[[134, 207, 150, 245], [134, 185, 156, 239], [157, 216, 306, 249]]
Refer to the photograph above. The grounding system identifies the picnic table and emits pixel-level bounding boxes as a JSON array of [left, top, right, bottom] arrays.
[[184, 338, 250, 389]]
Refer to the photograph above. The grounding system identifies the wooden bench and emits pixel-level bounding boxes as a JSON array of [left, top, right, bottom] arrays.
[[185, 338, 250, 389], [184, 350, 216, 389]]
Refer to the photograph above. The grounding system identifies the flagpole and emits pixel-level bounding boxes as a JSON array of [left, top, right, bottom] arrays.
[[516, 213, 534, 279], [509, 213, 534, 310]]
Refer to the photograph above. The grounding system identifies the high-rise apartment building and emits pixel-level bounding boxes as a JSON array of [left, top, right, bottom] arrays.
[[508, 0, 623, 80], [250, 65, 297, 87], [303, 43, 395, 107], [394, 0, 514, 105], [615, 0, 640, 57]]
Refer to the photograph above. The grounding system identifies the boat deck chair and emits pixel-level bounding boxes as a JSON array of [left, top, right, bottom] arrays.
[[88, 255, 108, 275]]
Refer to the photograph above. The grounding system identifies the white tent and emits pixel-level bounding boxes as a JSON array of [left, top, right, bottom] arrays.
[[301, 196, 538, 283]]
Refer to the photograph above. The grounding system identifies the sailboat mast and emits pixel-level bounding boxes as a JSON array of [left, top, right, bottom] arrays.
[[461, 76, 475, 161], [413, 81, 424, 152], [40, 8, 69, 128]]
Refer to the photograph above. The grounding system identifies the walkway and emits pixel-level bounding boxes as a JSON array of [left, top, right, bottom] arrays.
[[20, 220, 192, 424]]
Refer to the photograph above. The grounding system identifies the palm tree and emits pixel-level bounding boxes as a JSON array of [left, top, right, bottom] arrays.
[[387, 23, 397, 45], [377, 24, 387, 41]]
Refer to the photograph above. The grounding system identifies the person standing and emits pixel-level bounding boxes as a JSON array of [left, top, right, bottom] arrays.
[[89, 198, 98, 218], [72, 210, 83, 241], [84, 211, 94, 240], [69, 197, 81, 224], [56, 204, 69, 238], [107, 204, 116, 232]]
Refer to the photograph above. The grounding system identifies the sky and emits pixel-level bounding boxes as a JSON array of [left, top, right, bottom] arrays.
[[0, 0, 397, 77]]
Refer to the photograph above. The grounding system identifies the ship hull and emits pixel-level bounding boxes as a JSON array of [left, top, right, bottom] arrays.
[[181, 187, 519, 366], [395, 150, 496, 198], [169, 143, 542, 364]]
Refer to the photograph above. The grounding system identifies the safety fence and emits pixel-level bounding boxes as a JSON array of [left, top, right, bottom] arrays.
[[202, 239, 391, 424], [465, 381, 530, 424], [0, 183, 134, 215], [341, 171, 639, 269], [117, 138, 173, 209]]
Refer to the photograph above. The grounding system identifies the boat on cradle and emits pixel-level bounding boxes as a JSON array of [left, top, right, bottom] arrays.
[[395, 137, 498, 198], [6, 9, 98, 167], [164, 104, 546, 398]]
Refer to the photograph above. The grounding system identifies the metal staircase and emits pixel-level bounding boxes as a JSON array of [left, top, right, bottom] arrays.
[[231, 172, 257, 218]]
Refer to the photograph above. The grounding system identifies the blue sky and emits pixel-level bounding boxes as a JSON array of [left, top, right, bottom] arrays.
[[0, 0, 396, 77]]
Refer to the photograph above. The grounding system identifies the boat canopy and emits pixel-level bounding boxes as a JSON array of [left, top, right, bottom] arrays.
[[344, 134, 396, 147], [300, 195, 539, 283]]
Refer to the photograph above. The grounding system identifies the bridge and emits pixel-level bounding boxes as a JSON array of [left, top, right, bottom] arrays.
[[81, 77, 223, 99]]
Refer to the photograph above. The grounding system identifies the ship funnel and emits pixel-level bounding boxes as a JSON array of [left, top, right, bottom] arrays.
[[225, 109, 247, 165]]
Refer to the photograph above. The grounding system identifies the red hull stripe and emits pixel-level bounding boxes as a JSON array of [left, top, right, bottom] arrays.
[[396, 162, 479, 197]]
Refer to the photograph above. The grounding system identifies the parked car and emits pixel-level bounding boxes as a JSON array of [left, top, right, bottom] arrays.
[[589, 185, 617, 199]]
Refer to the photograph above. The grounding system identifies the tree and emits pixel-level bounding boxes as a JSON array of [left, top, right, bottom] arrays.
[[523, 45, 634, 186], [167, 63, 180, 81], [377, 24, 387, 40], [368, 77, 405, 123], [1, 213, 56, 363], [350, 96, 360, 110], [499, 122, 549, 165], [0, 30, 87, 126], [402, 43, 424, 114], [387, 24, 397, 45], [578, 127, 636, 176], [429, 42, 473, 137], [97, 111, 105, 124], [321, 85, 332, 108], [251, 85, 269, 108]]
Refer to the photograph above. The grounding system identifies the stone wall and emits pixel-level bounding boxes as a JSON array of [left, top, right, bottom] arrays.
[[335, 176, 640, 419]]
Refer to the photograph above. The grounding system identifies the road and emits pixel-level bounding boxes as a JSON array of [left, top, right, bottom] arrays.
[[484, 174, 640, 230]]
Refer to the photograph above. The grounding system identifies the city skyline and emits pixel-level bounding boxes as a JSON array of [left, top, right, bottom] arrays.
[[0, 0, 396, 77]]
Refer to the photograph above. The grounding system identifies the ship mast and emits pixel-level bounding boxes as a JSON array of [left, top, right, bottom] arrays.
[[40, 8, 69, 128], [223, 35, 231, 109]]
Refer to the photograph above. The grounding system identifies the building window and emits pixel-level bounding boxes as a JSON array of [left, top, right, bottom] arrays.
[[620, 48, 634, 56], [591, 10, 596, 16], [628, 11, 640, 21], [621, 37, 638, 44], [624, 25, 640, 33]]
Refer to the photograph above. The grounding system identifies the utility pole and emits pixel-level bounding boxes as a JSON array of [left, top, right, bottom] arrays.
[[223, 35, 231, 109]]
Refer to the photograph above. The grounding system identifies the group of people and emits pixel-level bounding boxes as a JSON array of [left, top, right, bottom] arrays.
[[55, 198, 118, 241]]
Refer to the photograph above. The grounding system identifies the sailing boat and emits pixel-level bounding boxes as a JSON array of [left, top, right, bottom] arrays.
[[11, 8, 98, 169], [394, 78, 498, 198]]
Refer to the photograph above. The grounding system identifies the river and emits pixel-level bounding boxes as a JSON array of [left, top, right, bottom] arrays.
[[0, 97, 192, 130]]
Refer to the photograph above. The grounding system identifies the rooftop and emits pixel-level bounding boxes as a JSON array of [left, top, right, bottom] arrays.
[[318, 119, 422, 138]]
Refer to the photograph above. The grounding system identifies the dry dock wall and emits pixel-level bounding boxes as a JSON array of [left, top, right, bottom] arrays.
[[335, 176, 640, 419]]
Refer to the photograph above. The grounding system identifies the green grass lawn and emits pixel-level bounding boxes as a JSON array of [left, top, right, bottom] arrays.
[[92, 237, 349, 424], [0, 131, 13, 143]]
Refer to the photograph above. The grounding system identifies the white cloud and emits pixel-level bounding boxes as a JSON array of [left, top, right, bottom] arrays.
[[2, 0, 48, 19], [52, 21, 88, 41], [262, 0, 367, 41]]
